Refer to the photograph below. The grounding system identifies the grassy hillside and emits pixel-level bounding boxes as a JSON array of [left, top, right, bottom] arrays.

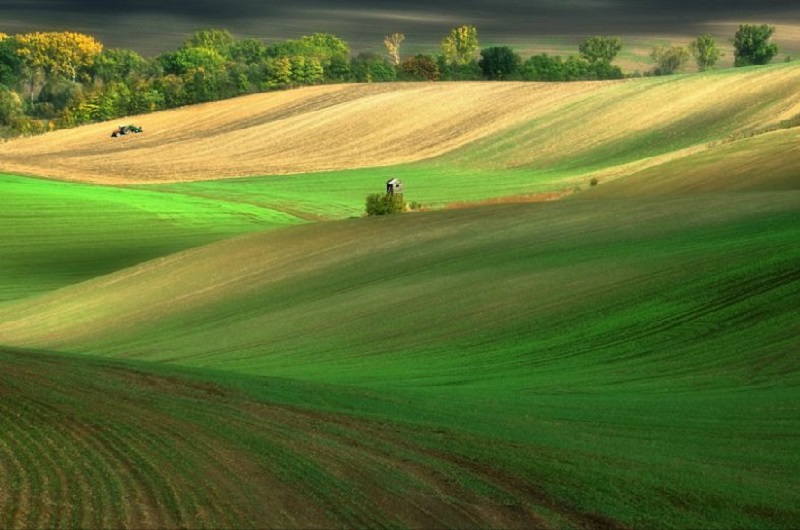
[[0, 174, 300, 304], [0, 347, 576, 529], [2, 192, 798, 386], [582, 126, 800, 197], [2, 63, 799, 529], [1, 190, 798, 528]]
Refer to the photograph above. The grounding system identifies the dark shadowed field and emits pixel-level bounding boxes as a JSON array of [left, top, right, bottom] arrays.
[[1, 0, 798, 59]]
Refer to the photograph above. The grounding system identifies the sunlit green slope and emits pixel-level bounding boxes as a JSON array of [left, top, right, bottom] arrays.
[[1, 63, 799, 530], [2, 192, 798, 392], [579, 126, 800, 197], [2, 347, 579, 529], [0, 174, 301, 304], [1, 191, 798, 528]]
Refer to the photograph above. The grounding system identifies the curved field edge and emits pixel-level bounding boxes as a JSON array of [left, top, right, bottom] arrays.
[[0, 63, 798, 188], [145, 121, 800, 219], [1, 347, 798, 530], [0, 173, 301, 304], [3, 116, 797, 306], [3, 193, 798, 388], [576, 126, 800, 197]]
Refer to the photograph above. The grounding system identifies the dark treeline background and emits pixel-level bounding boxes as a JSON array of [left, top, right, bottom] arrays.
[[0, 26, 629, 136]]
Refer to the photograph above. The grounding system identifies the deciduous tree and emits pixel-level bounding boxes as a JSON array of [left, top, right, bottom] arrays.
[[441, 24, 479, 66], [384, 33, 405, 66], [400, 54, 440, 81], [0, 88, 23, 126], [264, 56, 293, 88], [267, 33, 350, 82], [16, 31, 103, 82], [689, 34, 722, 71], [366, 193, 405, 215], [651, 45, 690, 75], [93, 48, 146, 83], [172, 47, 226, 75], [185, 28, 235, 59], [0, 36, 24, 87], [478, 46, 521, 80], [290, 56, 323, 85], [734, 24, 778, 66], [230, 38, 267, 65], [579, 36, 623, 64], [351, 52, 396, 82]]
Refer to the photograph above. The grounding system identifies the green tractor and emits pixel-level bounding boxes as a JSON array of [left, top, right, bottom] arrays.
[[111, 124, 143, 137]]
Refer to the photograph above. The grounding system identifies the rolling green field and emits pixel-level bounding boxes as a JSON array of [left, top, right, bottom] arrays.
[[0, 174, 301, 304], [1, 64, 800, 529]]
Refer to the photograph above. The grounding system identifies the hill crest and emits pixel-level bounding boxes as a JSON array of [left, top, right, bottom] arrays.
[[1, 63, 799, 186]]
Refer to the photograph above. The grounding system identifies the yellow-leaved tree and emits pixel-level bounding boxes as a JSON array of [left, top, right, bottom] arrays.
[[16, 31, 103, 82], [384, 33, 405, 66], [441, 24, 479, 65]]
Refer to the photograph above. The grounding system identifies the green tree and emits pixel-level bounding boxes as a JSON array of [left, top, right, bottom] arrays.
[[267, 33, 351, 82], [172, 47, 226, 75], [521, 51, 622, 82], [183, 66, 227, 102], [0, 87, 24, 126], [651, 45, 690, 75], [65, 81, 132, 123], [263, 56, 293, 88], [153, 74, 187, 107], [92, 48, 146, 83], [441, 24, 479, 65], [520, 54, 566, 81], [351, 52, 396, 82], [734, 24, 779, 66], [588, 59, 623, 80], [438, 56, 482, 80], [290, 56, 324, 85], [230, 38, 267, 65], [478, 46, 521, 80], [689, 34, 722, 71], [36, 77, 81, 113], [185, 28, 235, 59], [127, 80, 164, 114], [298, 33, 350, 59], [366, 193, 405, 216], [0, 36, 24, 87], [579, 36, 623, 64]]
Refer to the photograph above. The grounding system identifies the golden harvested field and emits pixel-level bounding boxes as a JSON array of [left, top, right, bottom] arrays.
[[2, 62, 798, 186], [0, 82, 607, 184]]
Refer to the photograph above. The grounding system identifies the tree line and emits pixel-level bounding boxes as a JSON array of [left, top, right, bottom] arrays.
[[0, 24, 782, 136]]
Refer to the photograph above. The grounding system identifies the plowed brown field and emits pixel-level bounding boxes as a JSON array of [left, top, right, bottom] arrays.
[[0, 82, 608, 184]]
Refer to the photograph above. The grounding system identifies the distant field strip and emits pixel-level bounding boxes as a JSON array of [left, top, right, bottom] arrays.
[[0, 81, 606, 183], [1, 63, 798, 185]]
